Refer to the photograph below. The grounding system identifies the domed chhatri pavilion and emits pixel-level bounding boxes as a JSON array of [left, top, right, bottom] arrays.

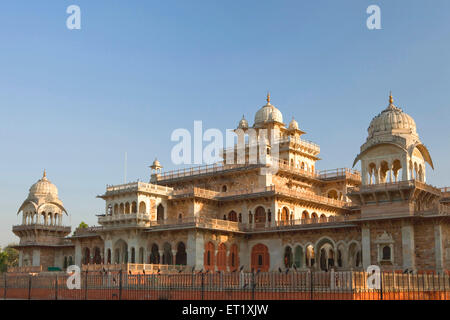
[[12, 93, 450, 273]]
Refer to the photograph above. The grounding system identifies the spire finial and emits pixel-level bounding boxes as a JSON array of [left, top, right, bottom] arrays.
[[389, 91, 393, 105], [266, 92, 271, 104], [43, 169, 46, 178]]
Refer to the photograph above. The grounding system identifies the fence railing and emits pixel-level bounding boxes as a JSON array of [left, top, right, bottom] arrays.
[[1, 271, 448, 300]]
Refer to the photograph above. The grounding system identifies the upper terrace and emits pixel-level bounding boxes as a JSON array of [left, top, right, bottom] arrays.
[[153, 160, 361, 184]]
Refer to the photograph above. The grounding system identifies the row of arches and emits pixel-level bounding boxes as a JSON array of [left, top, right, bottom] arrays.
[[282, 240, 362, 271], [83, 247, 103, 265], [204, 242, 239, 272], [107, 202, 165, 221], [289, 159, 315, 173], [104, 240, 187, 265], [22, 211, 63, 226], [222, 207, 336, 225]]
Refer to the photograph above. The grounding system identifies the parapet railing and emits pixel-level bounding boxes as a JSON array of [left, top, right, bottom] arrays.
[[349, 180, 441, 195], [7, 266, 43, 273], [73, 226, 104, 236], [98, 213, 152, 224], [104, 181, 172, 194], [12, 224, 71, 232]]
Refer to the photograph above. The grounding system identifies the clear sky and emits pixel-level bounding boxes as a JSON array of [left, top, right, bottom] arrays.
[[0, 0, 449, 247]]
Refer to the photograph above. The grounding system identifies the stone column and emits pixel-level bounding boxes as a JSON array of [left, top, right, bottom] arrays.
[[434, 224, 444, 272], [362, 225, 371, 269], [172, 250, 177, 265], [74, 241, 82, 267], [401, 222, 416, 270], [187, 230, 204, 271]]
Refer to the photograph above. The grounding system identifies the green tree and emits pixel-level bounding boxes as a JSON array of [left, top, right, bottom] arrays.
[[0, 244, 19, 273], [78, 221, 88, 229]]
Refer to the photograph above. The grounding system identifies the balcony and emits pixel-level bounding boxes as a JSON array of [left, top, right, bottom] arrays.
[[98, 213, 152, 228], [99, 181, 173, 198], [12, 224, 71, 233]]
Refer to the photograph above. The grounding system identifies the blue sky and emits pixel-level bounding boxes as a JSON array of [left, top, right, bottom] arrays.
[[0, 0, 449, 246]]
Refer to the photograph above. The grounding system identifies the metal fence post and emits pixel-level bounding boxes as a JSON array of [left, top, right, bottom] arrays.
[[3, 274, 6, 300], [55, 274, 58, 300], [118, 270, 123, 300], [380, 271, 383, 300], [201, 272, 204, 300], [28, 275, 32, 300], [84, 271, 88, 300], [251, 271, 255, 300]]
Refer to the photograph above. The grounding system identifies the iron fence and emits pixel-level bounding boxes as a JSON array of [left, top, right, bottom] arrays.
[[0, 271, 448, 300]]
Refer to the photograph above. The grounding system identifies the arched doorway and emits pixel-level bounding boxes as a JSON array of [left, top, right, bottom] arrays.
[[83, 248, 90, 265], [316, 238, 335, 271], [175, 242, 187, 265], [149, 244, 160, 264], [306, 245, 315, 267], [284, 246, 293, 268], [93, 247, 102, 264], [162, 242, 173, 265], [294, 246, 303, 268], [157, 204, 165, 221], [251, 243, 270, 272], [204, 242, 215, 271], [114, 239, 128, 264]]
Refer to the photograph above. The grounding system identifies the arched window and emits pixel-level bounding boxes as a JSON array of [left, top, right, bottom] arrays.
[[63, 256, 68, 269], [131, 201, 137, 214], [306, 245, 315, 267], [255, 206, 266, 224], [204, 242, 215, 271], [125, 202, 130, 214], [222, 185, 227, 192], [139, 247, 144, 263], [382, 246, 391, 260], [138, 201, 146, 214], [319, 214, 327, 223], [302, 211, 309, 220], [238, 213, 242, 223], [107, 249, 111, 264], [217, 243, 227, 272], [327, 190, 338, 200], [228, 211, 237, 222], [130, 247, 136, 263], [311, 212, 318, 221], [281, 207, 289, 222], [68, 256, 73, 266], [157, 204, 164, 221], [107, 205, 113, 215], [251, 244, 270, 272], [114, 204, 118, 215], [175, 242, 187, 265], [119, 203, 124, 214]]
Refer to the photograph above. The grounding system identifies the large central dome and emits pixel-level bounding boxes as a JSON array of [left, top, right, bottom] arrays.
[[367, 94, 417, 138], [28, 170, 59, 199], [254, 93, 283, 126]]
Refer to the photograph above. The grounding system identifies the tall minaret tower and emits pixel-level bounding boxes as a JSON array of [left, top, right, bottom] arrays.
[[13, 171, 72, 270]]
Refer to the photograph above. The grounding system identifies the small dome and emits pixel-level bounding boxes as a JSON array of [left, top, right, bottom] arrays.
[[288, 117, 299, 130], [151, 158, 162, 169], [368, 94, 417, 138], [28, 170, 58, 199], [254, 93, 283, 126], [238, 115, 248, 129]]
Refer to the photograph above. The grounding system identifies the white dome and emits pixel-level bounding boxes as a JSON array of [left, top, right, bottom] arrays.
[[368, 95, 417, 138], [288, 117, 299, 130], [28, 171, 58, 199], [254, 93, 283, 126]]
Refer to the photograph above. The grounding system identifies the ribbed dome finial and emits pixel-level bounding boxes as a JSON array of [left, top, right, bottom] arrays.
[[266, 92, 271, 104], [389, 91, 393, 105], [43, 169, 46, 178]]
